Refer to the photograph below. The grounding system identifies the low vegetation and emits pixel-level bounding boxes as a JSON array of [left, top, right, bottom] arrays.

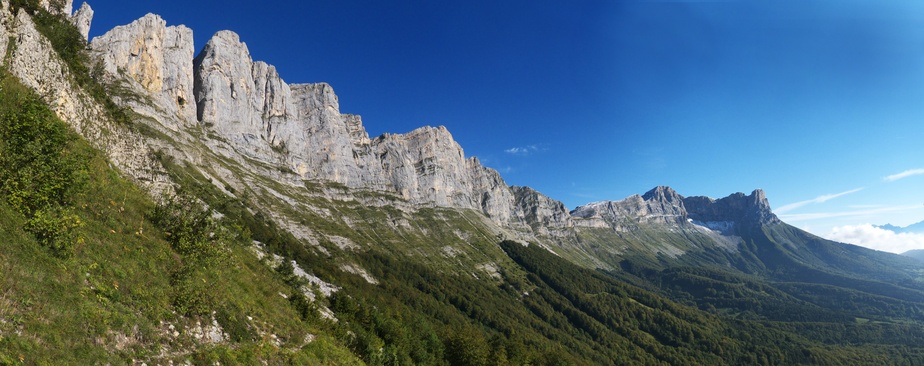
[[0, 69, 359, 364]]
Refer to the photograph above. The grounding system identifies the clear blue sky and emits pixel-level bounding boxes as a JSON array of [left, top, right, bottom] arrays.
[[86, 0, 924, 252]]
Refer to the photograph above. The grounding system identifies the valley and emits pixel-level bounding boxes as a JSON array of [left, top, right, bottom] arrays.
[[2, 1, 924, 364]]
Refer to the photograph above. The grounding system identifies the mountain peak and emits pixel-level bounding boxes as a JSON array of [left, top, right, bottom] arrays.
[[684, 189, 779, 229], [642, 186, 683, 203]]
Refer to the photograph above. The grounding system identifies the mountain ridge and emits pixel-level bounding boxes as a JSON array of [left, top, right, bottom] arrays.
[[7, 2, 924, 363], [88, 12, 576, 237], [879, 220, 924, 234]]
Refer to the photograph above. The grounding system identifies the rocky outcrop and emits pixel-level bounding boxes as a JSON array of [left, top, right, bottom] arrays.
[[35, 0, 91, 41], [9, 7, 92, 133], [684, 189, 780, 228], [72, 2, 91, 41], [571, 186, 687, 229], [38, 0, 72, 16], [0, 2, 8, 57], [513, 186, 573, 230], [194, 30, 276, 148], [90, 13, 196, 129], [572, 186, 780, 233]]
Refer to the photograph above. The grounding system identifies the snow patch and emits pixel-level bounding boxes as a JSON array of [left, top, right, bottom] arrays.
[[692, 220, 735, 233]]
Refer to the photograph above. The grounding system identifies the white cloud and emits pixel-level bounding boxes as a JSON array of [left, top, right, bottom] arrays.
[[884, 168, 924, 182], [504, 144, 544, 156], [826, 224, 924, 254], [775, 188, 864, 213]]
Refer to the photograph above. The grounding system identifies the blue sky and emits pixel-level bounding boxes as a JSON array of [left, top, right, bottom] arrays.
[[86, 0, 924, 252]]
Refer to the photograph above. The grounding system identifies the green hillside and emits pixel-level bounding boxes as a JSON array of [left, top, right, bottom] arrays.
[[0, 66, 361, 364], [5, 3, 924, 365]]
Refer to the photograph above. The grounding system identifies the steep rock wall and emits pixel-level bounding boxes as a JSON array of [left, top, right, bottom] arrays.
[[572, 186, 778, 233], [91, 13, 195, 130], [89, 13, 573, 230]]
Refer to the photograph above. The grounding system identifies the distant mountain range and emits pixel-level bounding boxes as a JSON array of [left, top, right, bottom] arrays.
[[879, 220, 924, 234]]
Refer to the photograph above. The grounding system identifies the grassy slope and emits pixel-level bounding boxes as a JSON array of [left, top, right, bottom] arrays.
[[0, 72, 360, 365]]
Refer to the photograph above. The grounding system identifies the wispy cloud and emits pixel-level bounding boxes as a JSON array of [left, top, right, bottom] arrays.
[[826, 224, 924, 254], [504, 144, 545, 156], [779, 205, 922, 222], [884, 169, 924, 182], [775, 188, 864, 214]]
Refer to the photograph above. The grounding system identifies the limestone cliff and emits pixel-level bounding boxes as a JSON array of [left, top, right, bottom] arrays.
[[684, 189, 781, 229], [571, 186, 688, 229], [38, 0, 72, 16], [89, 13, 572, 232], [572, 186, 779, 234], [72, 1, 91, 40], [90, 13, 195, 129]]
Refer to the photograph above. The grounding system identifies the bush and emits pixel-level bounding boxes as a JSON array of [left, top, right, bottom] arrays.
[[25, 207, 83, 257], [148, 193, 228, 266], [0, 76, 89, 257], [170, 266, 215, 316], [149, 193, 230, 315], [0, 97, 88, 213]]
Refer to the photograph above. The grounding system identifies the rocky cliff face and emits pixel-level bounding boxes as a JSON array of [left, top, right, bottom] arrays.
[[2, 2, 171, 195], [572, 186, 779, 234], [90, 13, 195, 130], [571, 186, 688, 229], [38, 0, 72, 16], [684, 189, 780, 229], [72, 2, 91, 40], [88, 12, 572, 231]]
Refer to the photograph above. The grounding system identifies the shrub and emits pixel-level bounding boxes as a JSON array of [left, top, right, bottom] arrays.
[[149, 193, 230, 315], [148, 193, 228, 266], [0, 97, 88, 213], [0, 76, 89, 257], [25, 207, 84, 257]]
